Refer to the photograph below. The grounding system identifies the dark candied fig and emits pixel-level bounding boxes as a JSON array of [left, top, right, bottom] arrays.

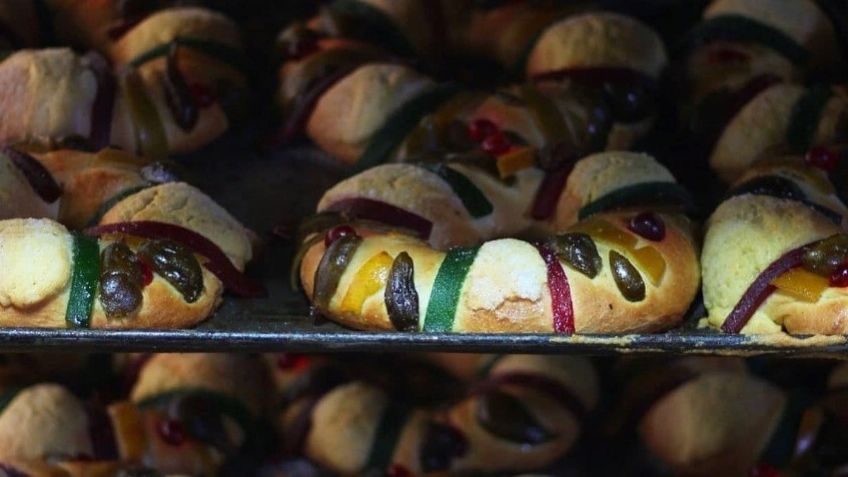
[[628, 212, 665, 241], [162, 43, 199, 132], [730, 175, 805, 201], [548, 233, 602, 278], [313, 234, 362, 311], [99, 243, 144, 318], [385, 252, 419, 332], [101, 242, 143, 284], [138, 240, 204, 303], [802, 234, 848, 277], [100, 271, 143, 318], [167, 394, 239, 452], [610, 250, 645, 301], [571, 87, 613, 153], [324, 225, 356, 248], [476, 389, 555, 445], [603, 82, 653, 123], [444, 120, 475, 152], [419, 422, 468, 472]]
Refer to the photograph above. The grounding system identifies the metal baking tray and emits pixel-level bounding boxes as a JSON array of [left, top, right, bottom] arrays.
[[0, 130, 843, 356]]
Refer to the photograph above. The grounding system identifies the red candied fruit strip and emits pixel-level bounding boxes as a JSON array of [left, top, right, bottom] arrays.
[[530, 167, 570, 220], [536, 243, 574, 334], [84, 221, 267, 298], [325, 198, 433, 239], [721, 244, 810, 333]]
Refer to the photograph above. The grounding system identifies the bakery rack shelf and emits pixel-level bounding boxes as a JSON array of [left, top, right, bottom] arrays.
[[0, 134, 842, 357]]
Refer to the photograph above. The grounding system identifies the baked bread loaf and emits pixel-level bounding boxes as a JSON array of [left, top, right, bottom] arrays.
[[628, 357, 848, 476], [709, 83, 848, 182], [0, 1, 245, 157], [277, 353, 598, 475], [680, 0, 847, 180], [297, 151, 700, 334], [276, 4, 667, 168], [703, 194, 848, 334], [0, 146, 260, 330], [629, 358, 786, 476], [0, 353, 269, 477]]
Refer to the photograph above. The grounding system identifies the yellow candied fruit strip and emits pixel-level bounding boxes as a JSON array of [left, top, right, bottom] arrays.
[[771, 267, 829, 302], [573, 218, 666, 284], [340, 251, 394, 313], [572, 218, 638, 250], [629, 246, 666, 285], [497, 147, 536, 178]]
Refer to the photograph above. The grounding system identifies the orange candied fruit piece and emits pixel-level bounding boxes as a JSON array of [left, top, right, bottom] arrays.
[[340, 251, 394, 313], [573, 218, 666, 285], [771, 267, 829, 302], [497, 147, 536, 178]]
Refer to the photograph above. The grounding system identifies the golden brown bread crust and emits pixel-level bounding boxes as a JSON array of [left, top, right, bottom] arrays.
[[704, 0, 843, 73], [318, 152, 681, 250], [0, 49, 99, 147], [288, 354, 597, 475], [0, 218, 224, 329], [100, 182, 254, 270], [703, 195, 848, 334], [0, 177, 254, 329], [0, 384, 93, 461], [526, 12, 668, 79], [0, 148, 58, 221], [731, 159, 848, 227], [307, 63, 435, 164], [35, 149, 147, 229], [0, 4, 243, 155], [304, 151, 698, 333], [283, 9, 665, 165], [640, 370, 785, 477], [709, 84, 848, 183], [300, 209, 699, 333], [131, 353, 269, 416]]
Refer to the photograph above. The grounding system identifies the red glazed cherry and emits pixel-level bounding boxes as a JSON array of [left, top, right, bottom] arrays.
[[138, 258, 154, 287], [189, 82, 215, 108], [750, 464, 781, 477], [804, 146, 841, 172], [481, 131, 512, 155], [467, 118, 498, 143], [324, 225, 356, 247], [157, 419, 187, 446], [276, 353, 309, 371], [830, 264, 848, 287], [628, 212, 666, 241], [386, 464, 412, 477], [708, 47, 751, 64]]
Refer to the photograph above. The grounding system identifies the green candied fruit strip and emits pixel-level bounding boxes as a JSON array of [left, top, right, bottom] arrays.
[[787, 86, 833, 154], [423, 245, 480, 332], [419, 163, 494, 218], [354, 83, 462, 174], [577, 182, 695, 220], [66, 233, 101, 328]]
